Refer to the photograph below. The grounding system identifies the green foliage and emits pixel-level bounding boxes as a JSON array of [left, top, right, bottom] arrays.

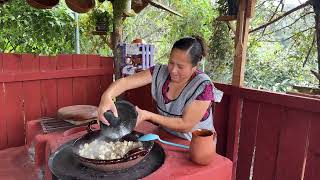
[[1, 0, 318, 92], [78, 1, 113, 55], [244, 0, 319, 91], [90, 8, 113, 28], [206, 19, 234, 84], [123, 0, 215, 63], [0, 0, 75, 54]]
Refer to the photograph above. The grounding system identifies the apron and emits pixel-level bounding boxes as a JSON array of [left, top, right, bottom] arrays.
[[151, 64, 215, 141]]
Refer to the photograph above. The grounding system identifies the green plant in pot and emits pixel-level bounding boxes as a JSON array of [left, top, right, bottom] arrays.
[[91, 8, 112, 33]]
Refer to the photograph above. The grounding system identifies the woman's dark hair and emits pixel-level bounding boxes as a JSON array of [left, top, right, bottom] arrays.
[[172, 36, 208, 66]]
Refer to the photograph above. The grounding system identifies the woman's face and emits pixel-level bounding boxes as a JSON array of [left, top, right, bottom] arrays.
[[168, 48, 197, 83]]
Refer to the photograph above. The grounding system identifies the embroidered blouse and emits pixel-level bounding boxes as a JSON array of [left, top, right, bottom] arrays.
[[149, 66, 214, 120]]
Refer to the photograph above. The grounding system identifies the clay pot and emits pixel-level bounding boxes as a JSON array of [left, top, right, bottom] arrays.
[[190, 129, 216, 165], [65, 0, 95, 13], [132, 38, 143, 44], [0, 0, 10, 5], [26, 0, 59, 9]]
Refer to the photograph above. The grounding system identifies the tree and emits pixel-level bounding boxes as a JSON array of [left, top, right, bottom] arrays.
[[248, 0, 319, 89], [0, 0, 75, 54]]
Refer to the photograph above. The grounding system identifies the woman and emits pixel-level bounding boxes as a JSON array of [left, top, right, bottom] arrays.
[[98, 36, 216, 141]]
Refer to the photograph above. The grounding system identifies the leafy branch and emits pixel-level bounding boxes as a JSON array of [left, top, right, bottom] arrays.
[[250, 0, 312, 34], [303, 30, 316, 67]]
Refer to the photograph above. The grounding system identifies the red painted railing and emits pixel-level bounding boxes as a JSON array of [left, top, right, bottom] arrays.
[[214, 83, 320, 180], [0, 53, 113, 149], [1, 53, 319, 180]]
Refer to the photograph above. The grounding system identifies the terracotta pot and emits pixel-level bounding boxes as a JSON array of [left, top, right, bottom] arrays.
[[26, 0, 59, 9], [0, 0, 10, 5], [65, 0, 95, 13], [132, 38, 143, 44], [190, 129, 216, 165]]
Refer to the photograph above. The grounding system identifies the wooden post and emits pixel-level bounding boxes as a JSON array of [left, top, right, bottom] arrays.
[[229, 1, 255, 180], [231, 0, 252, 87]]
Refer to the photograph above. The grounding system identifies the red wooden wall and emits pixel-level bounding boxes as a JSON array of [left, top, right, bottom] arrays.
[[214, 83, 320, 180], [0, 53, 113, 150], [1, 52, 319, 179]]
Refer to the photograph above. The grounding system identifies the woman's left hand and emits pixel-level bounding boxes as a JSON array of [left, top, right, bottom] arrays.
[[135, 106, 151, 126]]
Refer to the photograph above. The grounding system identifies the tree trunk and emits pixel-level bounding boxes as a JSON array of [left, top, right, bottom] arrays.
[[311, 0, 320, 87], [111, 0, 126, 81]]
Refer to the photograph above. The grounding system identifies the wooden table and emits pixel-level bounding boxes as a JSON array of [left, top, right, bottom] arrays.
[[26, 120, 232, 180]]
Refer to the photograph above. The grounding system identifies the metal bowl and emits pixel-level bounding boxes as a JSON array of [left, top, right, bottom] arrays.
[[100, 100, 138, 139]]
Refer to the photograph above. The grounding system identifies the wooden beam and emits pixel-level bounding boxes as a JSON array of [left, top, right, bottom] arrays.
[[246, 0, 256, 18], [230, 0, 255, 180], [231, 0, 251, 87]]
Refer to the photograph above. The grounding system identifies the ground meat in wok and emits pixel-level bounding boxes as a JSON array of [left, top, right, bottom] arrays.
[[78, 140, 143, 160]]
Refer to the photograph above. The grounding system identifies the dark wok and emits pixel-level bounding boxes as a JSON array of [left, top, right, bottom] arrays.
[[72, 129, 154, 172]]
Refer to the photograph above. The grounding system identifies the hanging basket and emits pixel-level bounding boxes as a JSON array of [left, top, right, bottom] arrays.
[[65, 0, 95, 13], [91, 9, 112, 35], [0, 0, 10, 5], [26, 0, 59, 9], [95, 21, 108, 32], [132, 0, 149, 14]]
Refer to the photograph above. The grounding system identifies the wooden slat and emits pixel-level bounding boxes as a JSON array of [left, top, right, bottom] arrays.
[[238, 87, 320, 113], [0, 53, 7, 149], [252, 103, 284, 180], [214, 94, 231, 156], [21, 54, 41, 124], [57, 55, 73, 109], [22, 54, 39, 71], [236, 99, 260, 180], [304, 113, 320, 180], [226, 95, 242, 180], [100, 57, 114, 95], [226, 96, 242, 160], [72, 55, 88, 105], [3, 54, 24, 147], [0, 53, 2, 71], [87, 54, 101, 68], [87, 55, 102, 106], [40, 56, 57, 117], [0, 68, 111, 82], [274, 109, 310, 180], [72, 54, 88, 69]]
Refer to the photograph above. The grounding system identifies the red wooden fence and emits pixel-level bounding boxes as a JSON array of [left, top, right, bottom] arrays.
[[0, 53, 113, 150], [1, 53, 319, 179], [213, 83, 320, 180]]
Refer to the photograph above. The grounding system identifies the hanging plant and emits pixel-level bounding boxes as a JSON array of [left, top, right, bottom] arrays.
[[90, 8, 113, 34]]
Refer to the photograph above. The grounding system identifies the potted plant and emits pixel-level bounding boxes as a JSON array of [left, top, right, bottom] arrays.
[[65, 0, 95, 13], [26, 0, 59, 9], [91, 8, 112, 34]]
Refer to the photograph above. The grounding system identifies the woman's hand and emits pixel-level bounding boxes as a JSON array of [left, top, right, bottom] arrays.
[[135, 106, 152, 126], [97, 96, 118, 126]]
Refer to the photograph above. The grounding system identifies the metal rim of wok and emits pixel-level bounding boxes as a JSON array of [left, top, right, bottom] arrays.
[[48, 132, 165, 180], [72, 130, 154, 169]]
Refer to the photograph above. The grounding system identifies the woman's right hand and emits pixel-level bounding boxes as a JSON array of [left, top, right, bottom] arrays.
[[97, 96, 118, 126]]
